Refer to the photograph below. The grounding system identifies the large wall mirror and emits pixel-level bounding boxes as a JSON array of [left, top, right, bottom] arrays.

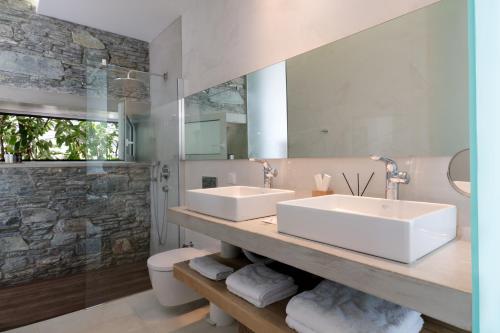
[[182, 0, 468, 160]]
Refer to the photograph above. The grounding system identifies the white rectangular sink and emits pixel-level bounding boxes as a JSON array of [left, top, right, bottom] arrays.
[[186, 186, 295, 221], [277, 195, 456, 263]]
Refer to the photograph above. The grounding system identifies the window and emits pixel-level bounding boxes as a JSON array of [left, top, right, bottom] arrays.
[[0, 113, 120, 161]]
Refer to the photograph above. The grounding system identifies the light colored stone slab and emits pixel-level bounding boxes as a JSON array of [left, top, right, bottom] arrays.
[[0, 37, 17, 45], [169, 207, 472, 331], [72, 30, 105, 49], [0, 23, 13, 38], [0, 236, 29, 252], [0, 51, 64, 79]]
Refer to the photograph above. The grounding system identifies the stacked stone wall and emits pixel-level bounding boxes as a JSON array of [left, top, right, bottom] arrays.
[[0, 165, 151, 286], [0, 0, 149, 97]]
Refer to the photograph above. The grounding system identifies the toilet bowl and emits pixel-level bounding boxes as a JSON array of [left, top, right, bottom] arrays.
[[147, 247, 210, 307]]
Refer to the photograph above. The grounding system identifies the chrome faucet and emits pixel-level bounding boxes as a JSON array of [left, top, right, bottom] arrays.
[[370, 155, 410, 200], [250, 159, 278, 188]]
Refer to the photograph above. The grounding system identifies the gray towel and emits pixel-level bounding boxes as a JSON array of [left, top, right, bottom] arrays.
[[286, 280, 423, 333]]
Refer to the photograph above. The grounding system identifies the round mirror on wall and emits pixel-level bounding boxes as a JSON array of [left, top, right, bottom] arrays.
[[447, 148, 470, 197]]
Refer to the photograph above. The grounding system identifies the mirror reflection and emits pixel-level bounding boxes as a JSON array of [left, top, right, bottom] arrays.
[[184, 77, 248, 160], [183, 62, 288, 160]]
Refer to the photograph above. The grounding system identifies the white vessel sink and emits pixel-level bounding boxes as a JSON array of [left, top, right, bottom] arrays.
[[186, 186, 295, 222], [277, 195, 456, 263]]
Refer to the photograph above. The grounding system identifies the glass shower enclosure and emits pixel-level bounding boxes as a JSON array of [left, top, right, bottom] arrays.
[[0, 62, 180, 330]]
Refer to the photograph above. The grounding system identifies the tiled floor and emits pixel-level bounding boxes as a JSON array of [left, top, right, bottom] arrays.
[[4, 290, 238, 333]]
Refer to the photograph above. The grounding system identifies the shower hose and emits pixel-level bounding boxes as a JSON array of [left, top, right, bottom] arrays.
[[151, 164, 168, 246]]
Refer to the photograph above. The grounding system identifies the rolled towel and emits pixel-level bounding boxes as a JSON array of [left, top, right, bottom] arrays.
[[226, 263, 298, 308], [286, 280, 423, 333], [189, 256, 234, 281]]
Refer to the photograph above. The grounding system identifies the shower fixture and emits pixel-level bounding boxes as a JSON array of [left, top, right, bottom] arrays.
[[114, 70, 167, 85], [113, 70, 168, 97], [151, 162, 171, 246], [126, 69, 168, 81], [113, 71, 146, 91]]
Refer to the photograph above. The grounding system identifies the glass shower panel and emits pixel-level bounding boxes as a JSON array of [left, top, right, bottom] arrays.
[[149, 74, 181, 254], [83, 64, 155, 308]]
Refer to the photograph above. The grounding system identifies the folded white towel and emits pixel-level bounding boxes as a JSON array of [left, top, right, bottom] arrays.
[[226, 263, 298, 308], [189, 256, 234, 281], [228, 283, 298, 308], [286, 280, 424, 333]]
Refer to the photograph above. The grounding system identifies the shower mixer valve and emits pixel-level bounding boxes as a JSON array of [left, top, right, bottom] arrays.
[[161, 164, 170, 181]]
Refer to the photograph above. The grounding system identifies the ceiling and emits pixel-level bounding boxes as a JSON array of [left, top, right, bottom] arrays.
[[37, 0, 192, 42]]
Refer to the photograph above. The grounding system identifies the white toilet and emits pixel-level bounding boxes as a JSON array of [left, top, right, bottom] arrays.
[[147, 247, 210, 306], [147, 231, 235, 327]]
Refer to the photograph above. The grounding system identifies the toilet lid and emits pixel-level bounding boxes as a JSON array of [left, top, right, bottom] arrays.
[[147, 247, 210, 272]]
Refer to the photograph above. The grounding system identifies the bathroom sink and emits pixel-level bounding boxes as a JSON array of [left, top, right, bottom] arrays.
[[277, 195, 456, 263], [186, 186, 295, 221]]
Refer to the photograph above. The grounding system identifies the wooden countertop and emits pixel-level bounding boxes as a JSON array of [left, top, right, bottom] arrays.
[[169, 207, 472, 331]]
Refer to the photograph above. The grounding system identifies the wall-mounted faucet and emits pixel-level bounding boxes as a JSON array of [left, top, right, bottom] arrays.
[[250, 159, 278, 188], [370, 155, 410, 200]]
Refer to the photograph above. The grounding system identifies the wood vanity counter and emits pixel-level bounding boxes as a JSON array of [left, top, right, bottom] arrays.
[[169, 207, 472, 331]]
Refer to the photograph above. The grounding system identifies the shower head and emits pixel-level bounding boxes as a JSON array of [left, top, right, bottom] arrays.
[[113, 70, 167, 97], [113, 71, 147, 94]]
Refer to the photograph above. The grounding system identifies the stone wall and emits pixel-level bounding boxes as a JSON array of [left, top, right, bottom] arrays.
[[0, 0, 149, 97], [0, 0, 153, 287], [0, 164, 151, 286]]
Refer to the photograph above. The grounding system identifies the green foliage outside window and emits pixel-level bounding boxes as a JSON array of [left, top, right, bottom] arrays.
[[0, 114, 119, 161]]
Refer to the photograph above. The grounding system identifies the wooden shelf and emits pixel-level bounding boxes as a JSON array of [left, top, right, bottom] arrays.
[[173, 255, 294, 333], [173, 254, 468, 333]]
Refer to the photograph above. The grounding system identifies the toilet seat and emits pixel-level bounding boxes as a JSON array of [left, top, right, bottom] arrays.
[[147, 247, 209, 272]]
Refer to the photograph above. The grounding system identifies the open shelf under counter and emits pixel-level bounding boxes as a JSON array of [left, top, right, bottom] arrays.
[[169, 207, 472, 331], [173, 254, 469, 333]]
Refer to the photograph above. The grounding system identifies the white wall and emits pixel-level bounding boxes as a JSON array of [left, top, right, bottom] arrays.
[[149, 18, 183, 254], [181, 0, 439, 96]]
